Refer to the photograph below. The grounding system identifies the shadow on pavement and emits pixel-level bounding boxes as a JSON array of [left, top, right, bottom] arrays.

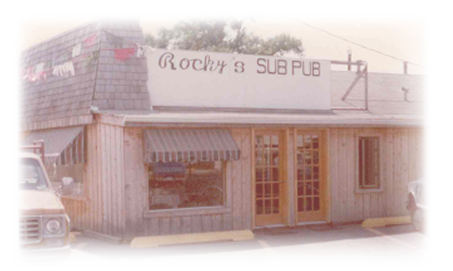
[[72, 224, 420, 259]]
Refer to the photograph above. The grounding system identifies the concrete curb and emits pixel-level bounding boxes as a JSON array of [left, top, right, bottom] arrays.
[[69, 231, 82, 243], [362, 216, 411, 228], [130, 230, 254, 249], [69, 232, 77, 243]]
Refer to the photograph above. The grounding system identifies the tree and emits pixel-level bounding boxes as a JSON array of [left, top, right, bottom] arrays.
[[145, 20, 304, 57]]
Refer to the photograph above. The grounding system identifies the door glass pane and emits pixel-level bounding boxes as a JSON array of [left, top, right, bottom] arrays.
[[272, 135, 279, 149], [256, 169, 263, 183], [314, 181, 320, 195], [304, 136, 312, 149], [273, 183, 279, 197], [264, 151, 271, 166], [313, 166, 320, 180], [265, 183, 271, 197], [314, 197, 320, 211], [256, 136, 263, 147], [272, 151, 279, 166], [273, 199, 279, 214], [264, 136, 271, 149], [305, 166, 312, 180], [256, 200, 263, 214], [265, 199, 271, 214], [297, 183, 304, 196], [272, 168, 279, 182], [298, 197, 304, 212], [306, 198, 312, 211], [264, 168, 271, 182], [313, 151, 319, 164], [305, 150, 312, 165], [256, 184, 263, 198], [305, 182, 312, 195], [297, 153, 304, 165], [297, 135, 303, 148], [313, 135, 319, 149], [256, 150, 263, 165], [297, 169, 304, 181]]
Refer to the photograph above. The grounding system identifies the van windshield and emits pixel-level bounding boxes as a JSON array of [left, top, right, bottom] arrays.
[[19, 158, 48, 190]]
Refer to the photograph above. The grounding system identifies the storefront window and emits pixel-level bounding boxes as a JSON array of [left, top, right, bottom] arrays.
[[148, 161, 225, 210]]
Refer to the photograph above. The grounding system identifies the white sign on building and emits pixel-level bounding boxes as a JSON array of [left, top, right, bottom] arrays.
[[147, 49, 331, 110]]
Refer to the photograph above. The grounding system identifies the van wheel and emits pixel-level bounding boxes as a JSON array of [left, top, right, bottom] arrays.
[[411, 208, 423, 231]]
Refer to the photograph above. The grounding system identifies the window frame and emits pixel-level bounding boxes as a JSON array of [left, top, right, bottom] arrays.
[[355, 133, 384, 193], [144, 160, 232, 218]]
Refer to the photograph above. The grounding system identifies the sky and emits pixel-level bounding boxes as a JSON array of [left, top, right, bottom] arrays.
[[20, 19, 424, 75]]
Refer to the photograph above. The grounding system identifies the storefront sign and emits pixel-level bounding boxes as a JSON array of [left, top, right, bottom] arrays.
[[147, 49, 331, 110]]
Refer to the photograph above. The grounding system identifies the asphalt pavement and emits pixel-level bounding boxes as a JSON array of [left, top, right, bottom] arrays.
[[63, 224, 428, 267]]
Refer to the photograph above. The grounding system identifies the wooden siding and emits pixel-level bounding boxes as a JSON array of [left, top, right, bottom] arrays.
[[123, 127, 252, 240], [61, 124, 422, 240], [60, 123, 126, 239], [329, 127, 423, 223]]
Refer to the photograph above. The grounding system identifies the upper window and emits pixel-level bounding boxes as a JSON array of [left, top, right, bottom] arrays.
[[358, 136, 380, 190], [148, 161, 225, 210]]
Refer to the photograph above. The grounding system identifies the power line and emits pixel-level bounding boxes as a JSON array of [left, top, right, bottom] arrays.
[[297, 20, 424, 69]]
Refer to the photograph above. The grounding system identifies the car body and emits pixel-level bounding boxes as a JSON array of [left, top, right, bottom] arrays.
[[19, 152, 71, 251], [406, 178, 425, 231]]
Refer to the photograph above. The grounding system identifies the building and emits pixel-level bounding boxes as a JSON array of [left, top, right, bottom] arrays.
[[20, 20, 423, 243]]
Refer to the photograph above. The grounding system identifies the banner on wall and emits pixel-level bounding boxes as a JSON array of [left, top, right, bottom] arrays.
[[147, 49, 331, 111]]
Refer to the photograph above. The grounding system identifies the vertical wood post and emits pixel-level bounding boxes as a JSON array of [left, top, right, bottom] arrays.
[[347, 50, 352, 71], [364, 65, 369, 111], [403, 61, 408, 74]]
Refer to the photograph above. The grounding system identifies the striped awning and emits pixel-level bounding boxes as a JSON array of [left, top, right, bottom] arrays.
[[143, 129, 241, 163], [22, 126, 86, 165]]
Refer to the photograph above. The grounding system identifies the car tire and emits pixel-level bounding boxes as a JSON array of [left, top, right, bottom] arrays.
[[411, 208, 423, 231]]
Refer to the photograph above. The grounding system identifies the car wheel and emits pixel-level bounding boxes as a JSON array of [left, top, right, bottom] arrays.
[[411, 208, 423, 231]]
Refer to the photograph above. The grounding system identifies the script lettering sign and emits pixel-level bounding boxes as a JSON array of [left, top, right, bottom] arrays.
[[147, 49, 331, 110]]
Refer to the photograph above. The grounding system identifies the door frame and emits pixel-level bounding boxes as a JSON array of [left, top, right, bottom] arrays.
[[293, 128, 330, 224], [251, 128, 289, 228]]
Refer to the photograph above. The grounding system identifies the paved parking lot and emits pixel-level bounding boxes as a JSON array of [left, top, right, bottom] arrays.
[[61, 223, 426, 261]]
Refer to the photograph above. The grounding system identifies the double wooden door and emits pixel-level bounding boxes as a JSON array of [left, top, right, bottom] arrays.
[[254, 130, 327, 227]]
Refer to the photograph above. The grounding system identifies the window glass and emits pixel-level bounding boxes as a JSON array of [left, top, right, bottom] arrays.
[[358, 137, 380, 189], [148, 161, 225, 210], [47, 164, 85, 197], [19, 158, 48, 191]]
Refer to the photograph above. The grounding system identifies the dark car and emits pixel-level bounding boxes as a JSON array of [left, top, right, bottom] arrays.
[[406, 178, 425, 231]]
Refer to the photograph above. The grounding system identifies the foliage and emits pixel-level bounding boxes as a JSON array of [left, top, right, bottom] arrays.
[[145, 20, 304, 57]]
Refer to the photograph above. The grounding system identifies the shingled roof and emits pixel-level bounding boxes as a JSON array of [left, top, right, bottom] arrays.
[[20, 20, 151, 131], [331, 71, 423, 116]]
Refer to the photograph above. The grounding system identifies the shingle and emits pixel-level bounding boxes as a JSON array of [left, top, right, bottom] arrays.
[[21, 19, 151, 131]]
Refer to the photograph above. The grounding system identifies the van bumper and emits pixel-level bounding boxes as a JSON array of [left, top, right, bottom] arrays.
[[20, 245, 71, 266]]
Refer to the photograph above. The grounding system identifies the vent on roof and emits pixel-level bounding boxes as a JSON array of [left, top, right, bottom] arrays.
[[401, 87, 410, 102]]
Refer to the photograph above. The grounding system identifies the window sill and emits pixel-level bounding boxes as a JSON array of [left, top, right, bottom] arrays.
[[355, 188, 384, 194], [143, 206, 232, 218]]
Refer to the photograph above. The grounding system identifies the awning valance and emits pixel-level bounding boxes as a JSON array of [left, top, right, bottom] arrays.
[[144, 129, 241, 163], [22, 126, 86, 165]]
